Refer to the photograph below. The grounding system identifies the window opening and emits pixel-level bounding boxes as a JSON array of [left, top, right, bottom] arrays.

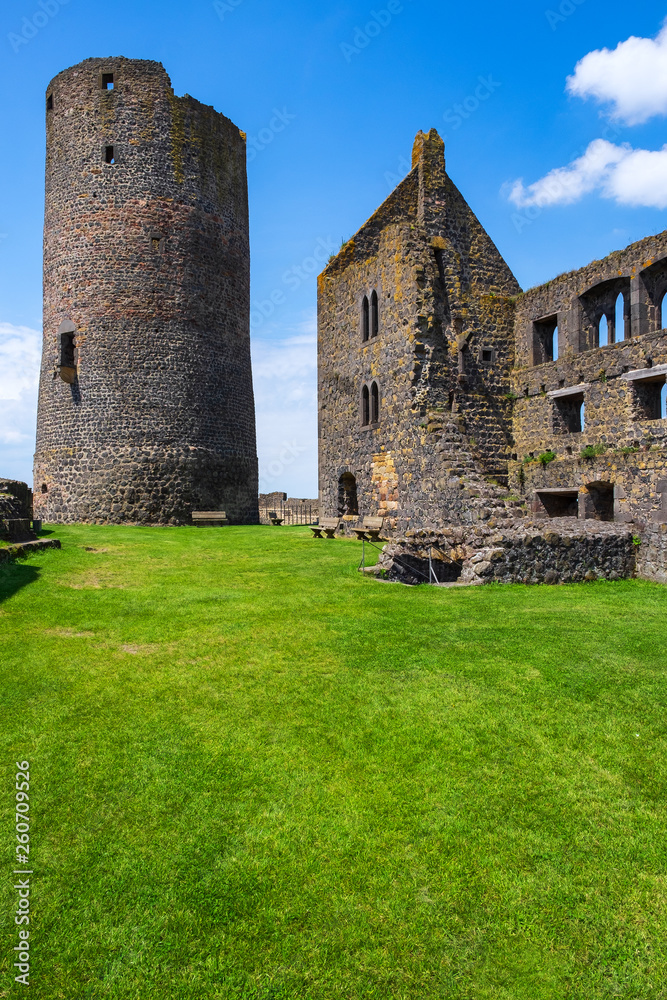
[[580, 401, 585, 432], [553, 394, 584, 434], [614, 293, 625, 341], [151, 237, 161, 252], [41, 484, 48, 494], [338, 473, 359, 517], [46, 94, 53, 111], [583, 482, 614, 522], [362, 385, 370, 426], [102, 73, 114, 90], [371, 382, 379, 423], [536, 491, 579, 518], [481, 348, 494, 364], [634, 377, 667, 420], [661, 292, 667, 331], [361, 296, 369, 342], [598, 314, 609, 347], [104, 146, 115, 164], [60, 332, 75, 368], [532, 315, 558, 364], [662, 382, 667, 419], [370, 290, 379, 338]]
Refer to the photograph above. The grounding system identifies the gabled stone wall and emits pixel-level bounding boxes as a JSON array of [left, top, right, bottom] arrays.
[[318, 129, 520, 535]]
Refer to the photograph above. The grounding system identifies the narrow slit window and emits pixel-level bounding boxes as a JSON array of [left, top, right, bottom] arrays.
[[662, 383, 667, 419], [361, 296, 369, 342], [362, 385, 370, 425], [104, 146, 115, 164], [371, 382, 379, 423], [102, 73, 114, 90], [552, 326, 559, 360], [46, 94, 53, 111], [60, 332, 75, 368], [598, 314, 609, 347], [151, 237, 161, 252], [370, 290, 379, 338], [661, 292, 667, 331], [614, 293, 625, 341]]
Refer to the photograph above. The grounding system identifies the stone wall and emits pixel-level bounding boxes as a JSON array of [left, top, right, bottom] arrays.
[[0, 480, 35, 543], [318, 129, 520, 535], [376, 520, 637, 586], [34, 57, 258, 526], [636, 521, 667, 583], [0, 480, 32, 520], [511, 232, 667, 527]]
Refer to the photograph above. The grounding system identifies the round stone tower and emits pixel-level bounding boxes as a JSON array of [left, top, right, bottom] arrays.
[[34, 57, 258, 524]]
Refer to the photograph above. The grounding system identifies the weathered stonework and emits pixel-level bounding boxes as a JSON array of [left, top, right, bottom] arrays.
[[0, 479, 35, 543], [511, 232, 667, 531], [34, 57, 258, 525], [318, 129, 667, 584], [318, 129, 520, 537], [376, 520, 637, 586]]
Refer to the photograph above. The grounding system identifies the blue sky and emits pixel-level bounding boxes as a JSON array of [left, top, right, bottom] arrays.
[[2, 0, 667, 494]]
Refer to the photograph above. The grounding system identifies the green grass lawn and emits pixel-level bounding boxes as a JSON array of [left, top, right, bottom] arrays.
[[1, 524, 667, 1000]]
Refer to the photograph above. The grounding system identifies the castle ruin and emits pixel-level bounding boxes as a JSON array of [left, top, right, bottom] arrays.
[[34, 58, 258, 525], [318, 129, 667, 584]]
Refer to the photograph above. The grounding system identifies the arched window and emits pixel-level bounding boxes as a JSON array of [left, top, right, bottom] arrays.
[[370, 290, 379, 338], [598, 315, 609, 347], [362, 384, 370, 425], [615, 293, 625, 341], [661, 292, 667, 332], [361, 296, 369, 342], [371, 381, 379, 423], [552, 326, 559, 361], [338, 473, 359, 516]]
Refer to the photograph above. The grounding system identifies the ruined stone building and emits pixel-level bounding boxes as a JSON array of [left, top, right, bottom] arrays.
[[34, 57, 258, 525], [318, 129, 667, 584]]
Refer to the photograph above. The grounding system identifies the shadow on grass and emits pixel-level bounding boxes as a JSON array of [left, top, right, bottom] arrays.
[[0, 561, 40, 604]]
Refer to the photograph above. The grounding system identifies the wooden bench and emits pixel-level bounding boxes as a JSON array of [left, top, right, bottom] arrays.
[[311, 517, 341, 539], [352, 516, 384, 542], [268, 510, 284, 526], [192, 511, 229, 526]]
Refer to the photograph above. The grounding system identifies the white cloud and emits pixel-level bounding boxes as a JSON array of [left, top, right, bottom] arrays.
[[0, 322, 41, 484], [507, 139, 667, 211], [251, 314, 318, 498], [567, 20, 667, 125]]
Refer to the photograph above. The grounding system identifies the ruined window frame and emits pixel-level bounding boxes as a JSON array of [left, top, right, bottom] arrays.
[[361, 384, 370, 425], [361, 296, 370, 343], [370, 381, 379, 423], [370, 290, 379, 338]]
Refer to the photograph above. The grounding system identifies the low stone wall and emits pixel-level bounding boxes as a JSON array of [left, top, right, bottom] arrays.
[[376, 519, 637, 586], [635, 522, 667, 584], [0, 538, 61, 563]]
